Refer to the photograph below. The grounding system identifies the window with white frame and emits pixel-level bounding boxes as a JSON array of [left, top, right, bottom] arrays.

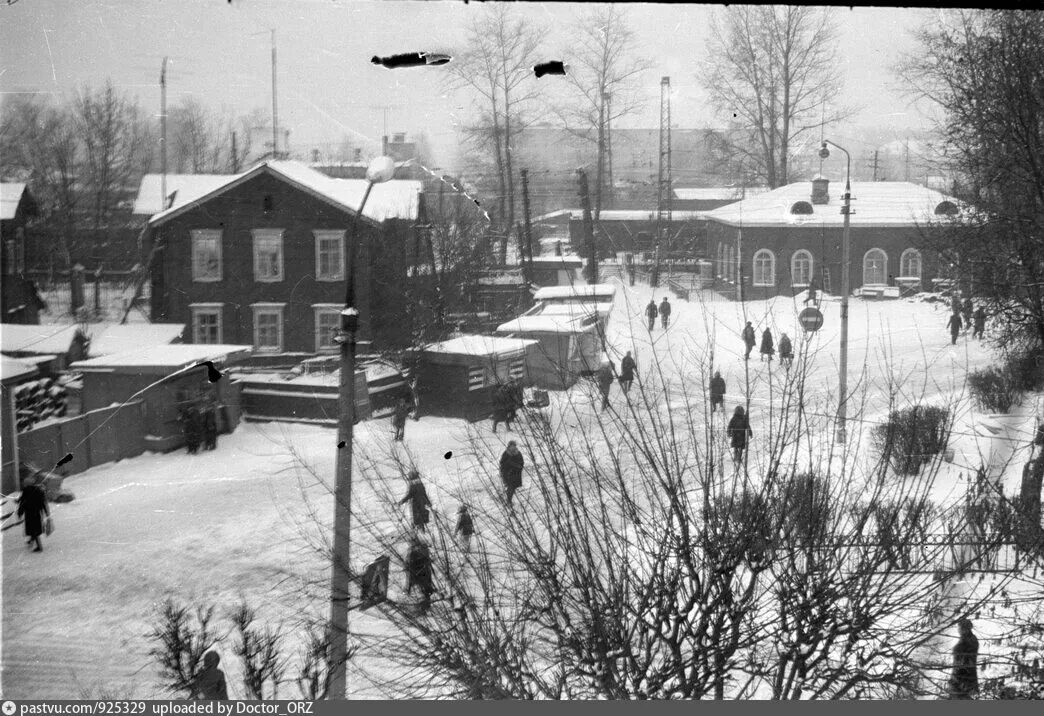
[[190, 303, 223, 344], [252, 229, 284, 282], [191, 229, 222, 282], [863, 249, 888, 286], [314, 230, 345, 281], [752, 249, 776, 286], [313, 304, 341, 352], [252, 303, 286, 352], [900, 248, 922, 279], [791, 250, 813, 286]]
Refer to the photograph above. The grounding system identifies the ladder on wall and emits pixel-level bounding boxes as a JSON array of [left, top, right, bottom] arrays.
[[822, 268, 832, 295]]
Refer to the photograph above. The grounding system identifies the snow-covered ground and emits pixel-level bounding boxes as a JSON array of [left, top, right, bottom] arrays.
[[2, 279, 1021, 698]]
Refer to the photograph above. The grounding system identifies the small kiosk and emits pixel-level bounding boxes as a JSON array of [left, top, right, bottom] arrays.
[[413, 335, 537, 422], [494, 314, 606, 390]]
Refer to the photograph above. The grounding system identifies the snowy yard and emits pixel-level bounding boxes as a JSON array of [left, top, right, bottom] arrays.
[[2, 279, 1024, 698]]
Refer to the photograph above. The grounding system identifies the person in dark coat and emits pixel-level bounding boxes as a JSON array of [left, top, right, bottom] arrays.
[[500, 440, 525, 506], [409, 375, 421, 421], [405, 535, 434, 613], [709, 371, 726, 413], [399, 470, 431, 530], [727, 405, 753, 465], [972, 307, 986, 340], [455, 504, 475, 552], [948, 618, 979, 699], [193, 650, 229, 700], [659, 297, 672, 329], [778, 333, 794, 369], [392, 398, 411, 441], [181, 404, 202, 454], [619, 351, 636, 394], [961, 297, 974, 333], [597, 364, 614, 410], [742, 322, 756, 360], [491, 384, 515, 433], [947, 311, 963, 345], [360, 555, 390, 607], [17, 471, 50, 552], [645, 299, 659, 331], [202, 401, 218, 451], [759, 327, 775, 362]]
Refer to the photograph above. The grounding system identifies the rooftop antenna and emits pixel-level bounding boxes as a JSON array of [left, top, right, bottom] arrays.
[[271, 29, 278, 159], [160, 57, 168, 209]]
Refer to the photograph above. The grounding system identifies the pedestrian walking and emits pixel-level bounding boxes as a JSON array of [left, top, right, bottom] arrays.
[[405, 535, 435, 614], [202, 400, 218, 451], [17, 471, 50, 553], [742, 322, 756, 360], [399, 470, 431, 530], [181, 403, 202, 454], [192, 651, 229, 700], [778, 333, 793, 369], [597, 363, 614, 410], [948, 618, 979, 699], [805, 276, 819, 306], [709, 371, 726, 413], [409, 374, 421, 421], [491, 384, 515, 433], [645, 299, 659, 331], [455, 504, 475, 552], [947, 311, 963, 345], [760, 327, 775, 362], [727, 405, 753, 465], [659, 297, 672, 329], [972, 307, 986, 340], [619, 351, 636, 394], [961, 297, 974, 333], [392, 397, 411, 441], [360, 555, 390, 607], [500, 440, 525, 507]]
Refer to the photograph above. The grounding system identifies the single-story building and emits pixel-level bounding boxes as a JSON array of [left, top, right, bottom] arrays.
[[703, 177, 966, 300], [85, 322, 185, 358], [2, 355, 39, 492], [70, 343, 252, 452], [529, 256, 583, 287], [494, 314, 606, 390], [1, 323, 89, 374], [412, 335, 536, 421], [534, 208, 709, 258]]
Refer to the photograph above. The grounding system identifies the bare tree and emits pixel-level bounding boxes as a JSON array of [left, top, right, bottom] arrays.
[[169, 97, 228, 173], [700, 6, 850, 189], [74, 81, 155, 229], [447, 5, 543, 264], [557, 5, 651, 218]]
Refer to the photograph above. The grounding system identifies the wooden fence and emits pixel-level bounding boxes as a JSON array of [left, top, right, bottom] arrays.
[[18, 400, 146, 478]]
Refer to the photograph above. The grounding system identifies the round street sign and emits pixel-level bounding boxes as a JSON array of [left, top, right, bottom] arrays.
[[799, 307, 824, 333]]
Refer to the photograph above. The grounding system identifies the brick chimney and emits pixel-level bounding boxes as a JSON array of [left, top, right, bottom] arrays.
[[811, 175, 830, 205]]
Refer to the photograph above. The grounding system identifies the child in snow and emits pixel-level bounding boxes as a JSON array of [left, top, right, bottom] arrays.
[[455, 505, 475, 552], [760, 328, 775, 362], [778, 333, 793, 369], [727, 405, 753, 465]]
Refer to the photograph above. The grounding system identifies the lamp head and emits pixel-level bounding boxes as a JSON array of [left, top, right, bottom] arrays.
[[341, 306, 360, 333], [818, 142, 830, 160], [365, 155, 396, 184]]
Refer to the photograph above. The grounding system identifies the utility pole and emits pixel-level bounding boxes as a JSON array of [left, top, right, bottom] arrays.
[[653, 76, 671, 288], [578, 169, 597, 284], [160, 57, 167, 210], [230, 130, 239, 173], [604, 91, 614, 210], [870, 150, 879, 181], [521, 168, 534, 283], [595, 91, 606, 221], [271, 29, 279, 159]]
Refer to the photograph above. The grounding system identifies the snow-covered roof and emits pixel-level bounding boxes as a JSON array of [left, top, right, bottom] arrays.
[[673, 187, 769, 201], [533, 209, 709, 223], [86, 323, 185, 357], [533, 284, 616, 301], [145, 160, 422, 226], [1, 324, 81, 355], [495, 315, 591, 334], [701, 180, 966, 228], [530, 256, 583, 267], [0, 182, 31, 220], [534, 302, 612, 317], [423, 335, 537, 357], [1, 355, 39, 383], [132, 174, 237, 215], [70, 344, 252, 371]]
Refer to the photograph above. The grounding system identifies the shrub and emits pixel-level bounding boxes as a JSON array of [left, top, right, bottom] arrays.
[[968, 367, 1022, 414], [873, 405, 950, 476], [1003, 349, 1044, 392]]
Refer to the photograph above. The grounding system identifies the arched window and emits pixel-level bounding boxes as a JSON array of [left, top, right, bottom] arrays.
[[753, 249, 775, 286], [790, 201, 814, 215], [791, 250, 813, 286], [863, 248, 888, 286], [900, 248, 922, 279]]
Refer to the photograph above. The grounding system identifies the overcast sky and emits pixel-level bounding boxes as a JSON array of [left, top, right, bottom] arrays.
[[0, 1, 938, 171]]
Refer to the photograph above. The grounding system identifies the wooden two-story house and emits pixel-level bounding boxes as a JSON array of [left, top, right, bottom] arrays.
[[144, 160, 425, 353]]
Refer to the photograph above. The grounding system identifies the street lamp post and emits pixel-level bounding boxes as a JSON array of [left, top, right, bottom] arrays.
[[819, 140, 853, 445], [329, 155, 396, 699]]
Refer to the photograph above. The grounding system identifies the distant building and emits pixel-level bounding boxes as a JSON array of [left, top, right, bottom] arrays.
[[139, 160, 426, 353], [703, 177, 965, 299], [1, 183, 45, 324]]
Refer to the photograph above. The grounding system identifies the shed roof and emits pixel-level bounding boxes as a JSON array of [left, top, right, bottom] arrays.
[[673, 187, 769, 201], [1, 355, 39, 384], [1, 324, 81, 355], [701, 180, 966, 228], [0, 183, 36, 221], [143, 160, 422, 227], [132, 174, 237, 215], [70, 344, 252, 372], [533, 284, 617, 301], [495, 315, 592, 334], [422, 335, 537, 358], [533, 209, 709, 223], [86, 323, 185, 357]]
